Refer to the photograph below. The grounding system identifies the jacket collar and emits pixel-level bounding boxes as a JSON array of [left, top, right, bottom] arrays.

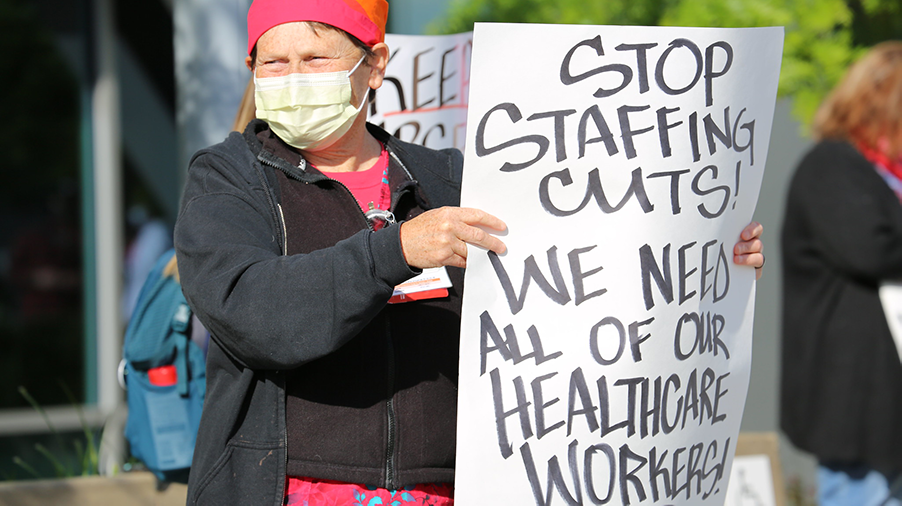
[[243, 119, 428, 207], [245, 119, 313, 181]]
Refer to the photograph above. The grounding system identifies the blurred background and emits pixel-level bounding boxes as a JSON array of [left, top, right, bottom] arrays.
[[0, 0, 899, 502]]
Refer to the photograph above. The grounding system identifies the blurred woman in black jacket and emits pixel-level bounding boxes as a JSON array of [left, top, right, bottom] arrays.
[[781, 42, 902, 506]]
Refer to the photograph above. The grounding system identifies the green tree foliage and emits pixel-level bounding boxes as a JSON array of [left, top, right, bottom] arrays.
[[430, 0, 902, 129]]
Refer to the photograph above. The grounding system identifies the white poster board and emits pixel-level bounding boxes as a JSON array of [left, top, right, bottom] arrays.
[[724, 455, 777, 506], [878, 282, 902, 364], [455, 23, 783, 505], [370, 32, 473, 150]]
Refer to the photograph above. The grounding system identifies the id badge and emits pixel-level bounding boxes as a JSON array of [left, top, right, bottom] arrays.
[[388, 266, 453, 304]]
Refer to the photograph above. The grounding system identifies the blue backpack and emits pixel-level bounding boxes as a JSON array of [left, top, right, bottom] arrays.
[[121, 249, 206, 483]]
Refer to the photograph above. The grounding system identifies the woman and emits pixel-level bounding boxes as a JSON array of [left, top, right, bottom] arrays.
[[781, 42, 902, 506], [175, 1, 766, 504]]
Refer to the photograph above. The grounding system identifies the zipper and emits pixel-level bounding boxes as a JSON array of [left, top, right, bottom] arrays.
[[381, 146, 407, 489], [388, 148, 415, 181], [260, 154, 375, 231], [384, 315, 397, 490], [253, 159, 287, 254], [331, 178, 376, 231], [276, 369, 288, 506], [277, 204, 288, 254], [259, 144, 413, 490], [255, 155, 295, 504]]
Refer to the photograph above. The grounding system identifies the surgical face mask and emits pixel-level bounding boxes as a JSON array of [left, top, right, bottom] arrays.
[[254, 55, 368, 151]]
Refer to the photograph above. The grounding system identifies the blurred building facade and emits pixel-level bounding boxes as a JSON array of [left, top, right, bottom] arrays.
[[0, 0, 178, 477], [0, 0, 458, 480]]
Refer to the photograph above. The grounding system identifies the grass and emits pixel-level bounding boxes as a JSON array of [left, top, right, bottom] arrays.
[[10, 385, 100, 479]]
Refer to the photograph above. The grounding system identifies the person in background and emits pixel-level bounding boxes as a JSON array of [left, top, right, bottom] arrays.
[[781, 41, 902, 506], [175, 1, 766, 504], [121, 205, 172, 321]]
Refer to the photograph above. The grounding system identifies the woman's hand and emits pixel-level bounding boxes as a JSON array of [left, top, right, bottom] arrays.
[[733, 221, 765, 279], [400, 207, 507, 269]]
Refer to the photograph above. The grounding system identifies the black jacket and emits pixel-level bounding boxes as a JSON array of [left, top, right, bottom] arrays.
[[781, 140, 902, 471], [175, 120, 465, 505]]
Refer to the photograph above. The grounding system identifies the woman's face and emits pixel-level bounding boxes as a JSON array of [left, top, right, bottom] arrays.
[[248, 22, 377, 106]]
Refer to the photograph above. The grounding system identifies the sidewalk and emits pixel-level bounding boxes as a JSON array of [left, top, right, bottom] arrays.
[[0, 472, 186, 506]]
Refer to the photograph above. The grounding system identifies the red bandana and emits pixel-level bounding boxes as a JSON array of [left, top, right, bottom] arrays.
[[247, 0, 388, 54]]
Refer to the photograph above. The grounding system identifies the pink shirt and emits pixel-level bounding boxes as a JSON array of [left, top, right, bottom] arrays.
[[319, 147, 390, 213], [284, 477, 453, 505]]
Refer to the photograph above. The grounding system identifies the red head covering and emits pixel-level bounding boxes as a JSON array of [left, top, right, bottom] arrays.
[[247, 0, 389, 54]]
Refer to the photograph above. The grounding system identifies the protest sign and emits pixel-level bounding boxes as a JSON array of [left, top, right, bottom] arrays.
[[455, 23, 783, 505], [724, 455, 777, 506], [370, 32, 472, 150], [878, 282, 902, 364]]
